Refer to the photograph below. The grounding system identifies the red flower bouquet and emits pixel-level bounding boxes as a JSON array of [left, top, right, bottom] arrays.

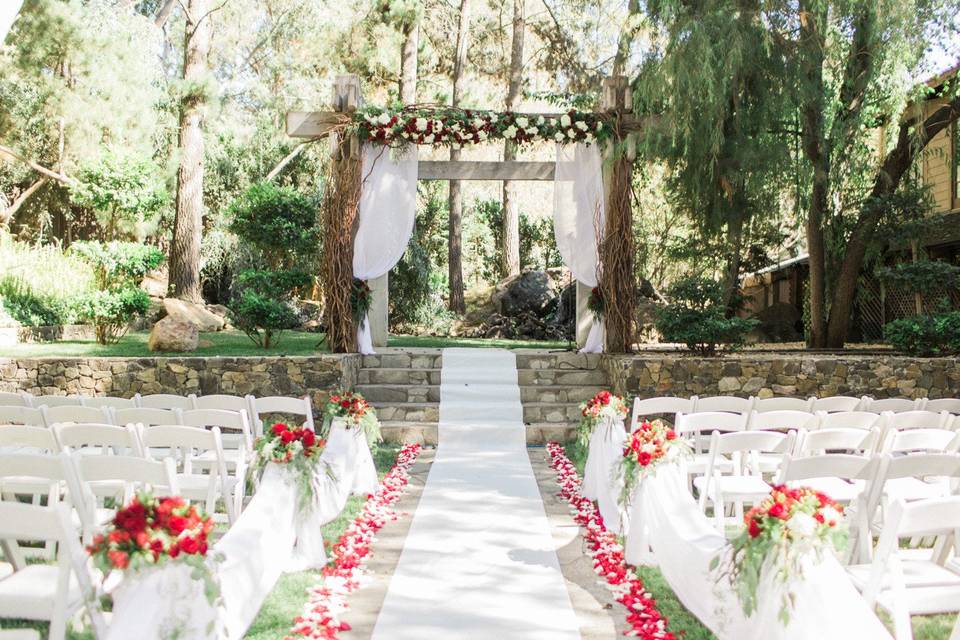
[[718, 485, 848, 623], [253, 422, 330, 510], [617, 419, 691, 504], [87, 493, 220, 603], [577, 390, 630, 447], [320, 390, 382, 446]]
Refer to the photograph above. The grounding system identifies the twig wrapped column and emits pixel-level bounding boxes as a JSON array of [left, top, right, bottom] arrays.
[[600, 146, 636, 353]]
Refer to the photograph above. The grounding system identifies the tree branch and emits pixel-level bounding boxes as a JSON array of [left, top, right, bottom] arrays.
[[0, 145, 74, 184], [0, 177, 48, 227]]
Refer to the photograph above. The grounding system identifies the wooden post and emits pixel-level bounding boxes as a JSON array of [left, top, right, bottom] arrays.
[[598, 75, 637, 353]]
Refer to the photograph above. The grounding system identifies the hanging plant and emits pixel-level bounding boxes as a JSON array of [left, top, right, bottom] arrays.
[[351, 278, 372, 325]]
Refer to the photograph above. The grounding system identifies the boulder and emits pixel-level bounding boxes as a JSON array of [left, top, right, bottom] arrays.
[[163, 298, 225, 332], [749, 302, 803, 342], [148, 317, 199, 352], [140, 269, 169, 298], [491, 270, 557, 318]]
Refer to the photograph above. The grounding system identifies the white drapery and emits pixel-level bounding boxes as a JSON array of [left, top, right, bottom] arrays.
[[626, 465, 893, 640], [353, 144, 418, 354], [553, 143, 605, 353], [580, 416, 627, 533], [108, 420, 379, 640]]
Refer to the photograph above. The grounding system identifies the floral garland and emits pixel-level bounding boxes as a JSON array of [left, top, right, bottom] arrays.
[[351, 278, 372, 326], [546, 442, 677, 640], [354, 106, 611, 148], [286, 443, 421, 640], [254, 422, 332, 511], [577, 390, 630, 447], [617, 419, 692, 506], [320, 390, 383, 446], [87, 492, 221, 605], [714, 485, 847, 624]]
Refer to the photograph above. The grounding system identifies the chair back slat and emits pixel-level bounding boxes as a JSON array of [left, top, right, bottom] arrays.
[[693, 395, 753, 414], [753, 397, 814, 413], [816, 411, 881, 430], [112, 407, 182, 427], [136, 393, 194, 410], [747, 409, 819, 432], [80, 396, 136, 409], [33, 395, 83, 408], [0, 406, 45, 426], [41, 405, 110, 427], [0, 392, 31, 408], [809, 396, 863, 413], [0, 425, 57, 451], [53, 423, 143, 456]]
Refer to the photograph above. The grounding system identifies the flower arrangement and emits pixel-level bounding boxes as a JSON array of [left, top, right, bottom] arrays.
[[587, 286, 604, 319], [320, 390, 382, 446], [354, 107, 610, 149], [87, 493, 220, 603], [351, 278, 372, 326], [546, 442, 676, 640], [717, 485, 848, 623], [254, 422, 330, 510], [287, 444, 421, 640], [617, 419, 692, 505], [577, 390, 630, 447]]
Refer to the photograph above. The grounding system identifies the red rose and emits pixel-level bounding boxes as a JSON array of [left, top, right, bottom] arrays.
[[665, 430, 677, 440], [179, 536, 201, 555], [113, 500, 148, 534], [301, 430, 316, 448], [109, 529, 131, 544], [637, 451, 652, 466], [167, 515, 189, 536], [271, 423, 287, 436], [168, 543, 180, 558], [748, 518, 762, 538], [340, 400, 350, 408], [108, 550, 129, 569], [280, 430, 295, 444], [768, 503, 787, 520]]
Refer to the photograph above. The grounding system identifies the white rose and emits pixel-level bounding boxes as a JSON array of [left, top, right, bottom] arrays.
[[554, 132, 565, 142], [472, 117, 485, 128], [566, 129, 576, 138], [433, 119, 443, 130], [478, 131, 488, 140], [378, 112, 391, 125], [786, 512, 817, 538], [596, 121, 603, 131], [415, 118, 428, 131], [641, 443, 656, 454], [366, 115, 377, 124], [516, 116, 529, 128], [423, 134, 434, 144], [526, 127, 538, 136], [451, 143, 461, 150], [504, 125, 517, 139], [820, 506, 842, 525], [576, 120, 588, 131], [536, 115, 545, 125], [585, 134, 595, 144], [560, 114, 572, 127]]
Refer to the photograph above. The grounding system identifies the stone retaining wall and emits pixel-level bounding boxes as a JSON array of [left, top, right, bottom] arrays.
[[602, 354, 960, 400], [0, 355, 361, 411]]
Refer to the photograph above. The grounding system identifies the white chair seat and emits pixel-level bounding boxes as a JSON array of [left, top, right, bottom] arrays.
[[784, 477, 866, 504], [693, 474, 771, 500], [177, 474, 239, 494], [847, 560, 960, 591], [0, 565, 81, 620], [885, 477, 952, 502], [71, 507, 114, 530]]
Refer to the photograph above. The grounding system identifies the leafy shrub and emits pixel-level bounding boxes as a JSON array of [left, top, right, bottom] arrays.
[[0, 276, 79, 327], [226, 183, 321, 348], [70, 241, 163, 343], [655, 275, 758, 356], [884, 310, 960, 357], [75, 288, 151, 344]]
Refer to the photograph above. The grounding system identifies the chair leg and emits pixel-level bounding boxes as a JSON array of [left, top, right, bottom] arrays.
[[891, 606, 914, 640]]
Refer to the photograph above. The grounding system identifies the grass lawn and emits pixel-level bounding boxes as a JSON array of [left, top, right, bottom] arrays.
[[1, 329, 571, 358]]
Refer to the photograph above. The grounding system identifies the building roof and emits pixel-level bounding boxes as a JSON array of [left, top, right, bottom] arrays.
[[748, 253, 809, 277]]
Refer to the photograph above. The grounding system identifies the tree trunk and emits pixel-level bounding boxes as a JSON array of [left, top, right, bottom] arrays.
[[399, 18, 418, 104], [824, 94, 960, 347], [611, 0, 640, 77], [447, 0, 471, 314], [722, 211, 744, 314], [169, 0, 210, 303], [501, 0, 524, 278]]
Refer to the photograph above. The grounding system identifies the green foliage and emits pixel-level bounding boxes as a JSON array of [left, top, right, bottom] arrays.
[[877, 261, 960, 295], [655, 275, 758, 355], [234, 270, 313, 294], [884, 309, 960, 357], [471, 199, 558, 285], [70, 241, 165, 289], [228, 290, 300, 349], [69, 149, 168, 239], [227, 182, 321, 270], [75, 287, 150, 344], [0, 276, 78, 327]]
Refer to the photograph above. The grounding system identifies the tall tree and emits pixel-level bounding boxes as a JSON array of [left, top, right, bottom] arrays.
[[398, 7, 418, 103], [500, 0, 524, 278], [447, 0, 472, 314], [169, 0, 212, 302]]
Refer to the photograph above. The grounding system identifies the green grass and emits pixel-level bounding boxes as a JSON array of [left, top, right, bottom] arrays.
[[1, 330, 570, 358]]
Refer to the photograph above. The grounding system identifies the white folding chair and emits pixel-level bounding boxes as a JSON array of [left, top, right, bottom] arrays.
[[816, 411, 882, 431], [674, 411, 748, 480], [0, 392, 30, 408], [191, 393, 255, 415], [0, 425, 58, 455], [40, 405, 110, 428], [694, 430, 795, 530], [111, 407, 183, 428], [32, 395, 82, 408], [692, 395, 754, 414], [0, 502, 107, 640], [180, 409, 253, 502], [869, 453, 960, 508], [135, 393, 194, 410], [864, 397, 925, 413], [810, 396, 864, 413], [847, 497, 960, 640], [52, 423, 144, 457], [924, 399, 960, 415], [753, 397, 814, 412], [80, 395, 136, 410], [883, 429, 960, 455], [884, 410, 954, 432], [0, 407, 45, 426], [777, 452, 882, 506], [139, 425, 240, 524], [630, 396, 696, 431], [251, 395, 315, 438], [0, 452, 75, 561], [747, 409, 819, 432], [796, 427, 883, 457]]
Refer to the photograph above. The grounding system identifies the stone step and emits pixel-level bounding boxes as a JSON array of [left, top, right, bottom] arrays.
[[356, 383, 440, 404], [361, 352, 443, 369], [517, 368, 608, 387], [373, 401, 440, 423], [514, 352, 603, 371], [357, 367, 441, 386], [379, 422, 575, 446], [522, 402, 584, 424], [519, 384, 604, 404]]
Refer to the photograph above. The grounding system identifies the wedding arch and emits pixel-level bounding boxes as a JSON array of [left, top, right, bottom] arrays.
[[285, 74, 646, 355]]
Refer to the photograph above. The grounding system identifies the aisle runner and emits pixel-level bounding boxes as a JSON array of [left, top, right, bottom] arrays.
[[371, 348, 580, 639]]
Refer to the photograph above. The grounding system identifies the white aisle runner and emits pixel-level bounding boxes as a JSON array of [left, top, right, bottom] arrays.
[[371, 348, 581, 639]]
